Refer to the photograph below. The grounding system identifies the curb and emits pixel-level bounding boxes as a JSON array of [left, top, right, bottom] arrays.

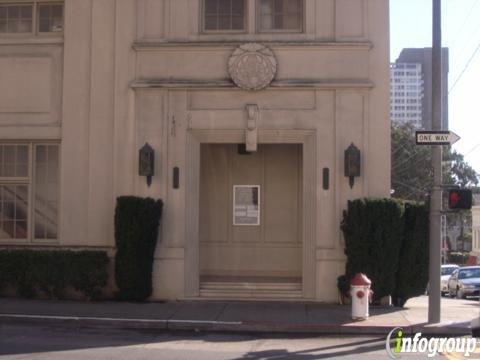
[[0, 314, 169, 330], [0, 314, 472, 336]]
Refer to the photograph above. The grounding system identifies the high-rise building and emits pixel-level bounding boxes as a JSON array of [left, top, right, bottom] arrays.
[[390, 48, 449, 130], [390, 62, 424, 128]]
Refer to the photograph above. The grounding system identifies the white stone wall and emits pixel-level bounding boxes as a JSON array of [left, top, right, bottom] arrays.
[[472, 206, 480, 257], [0, 0, 391, 302]]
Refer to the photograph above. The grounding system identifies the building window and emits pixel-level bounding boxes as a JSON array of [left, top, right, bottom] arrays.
[[258, 0, 303, 32], [38, 3, 63, 33], [203, 0, 246, 32], [0, 4, 33, 33], [0, 143, 59, 242], [0, 2, 63, 35]]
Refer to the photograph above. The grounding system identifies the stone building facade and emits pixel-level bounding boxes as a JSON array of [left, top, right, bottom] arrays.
[[0, 0, 390, 302], [472, 196, 480, 264]]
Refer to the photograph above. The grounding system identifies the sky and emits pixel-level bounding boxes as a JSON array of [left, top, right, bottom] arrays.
[[390, 0, 480, 174]]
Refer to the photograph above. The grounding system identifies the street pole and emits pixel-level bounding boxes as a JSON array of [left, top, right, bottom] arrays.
[[441, 214, 446, 264], [460, 214, 465, 265], [428, 0, 442, 324]]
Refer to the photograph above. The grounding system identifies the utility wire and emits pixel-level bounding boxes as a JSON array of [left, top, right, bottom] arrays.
[[449, 40, 480, 94], [392, 154, 429, 172], [450, 0, 479, 49], [392, 143, 430, 171], [391, 138, 417, 159], [450, 0, 480, 67], [391, 180, 429, 199], [464, 142, 480, 156]]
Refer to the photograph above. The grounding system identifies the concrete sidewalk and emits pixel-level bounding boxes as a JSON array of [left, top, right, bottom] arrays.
[[0, 296, 477, 336]]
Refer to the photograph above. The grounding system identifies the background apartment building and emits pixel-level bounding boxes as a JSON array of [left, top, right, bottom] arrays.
[[390, 62, 424, 128], [390, 47, 449, 130]]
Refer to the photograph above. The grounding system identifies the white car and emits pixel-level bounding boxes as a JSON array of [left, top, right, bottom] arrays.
[[441, 264, 459, 295], [448, 266, 480, 299]]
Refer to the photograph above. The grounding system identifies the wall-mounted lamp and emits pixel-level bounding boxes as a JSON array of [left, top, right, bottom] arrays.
[[344, 143, 361, 189], [139, 143, 154, 187]]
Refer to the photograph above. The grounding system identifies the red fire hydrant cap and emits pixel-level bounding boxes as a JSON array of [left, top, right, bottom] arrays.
[[350, 273, 372, 286]]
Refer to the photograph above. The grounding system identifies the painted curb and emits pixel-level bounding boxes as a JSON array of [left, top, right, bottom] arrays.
[[0, 314, 472, 336]]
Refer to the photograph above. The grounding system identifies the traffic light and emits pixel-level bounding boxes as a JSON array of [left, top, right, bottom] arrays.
[[448, 189, 472, 210]]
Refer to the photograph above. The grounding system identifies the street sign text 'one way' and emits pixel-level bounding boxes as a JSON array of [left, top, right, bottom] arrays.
[[415, 131, 461, 146]]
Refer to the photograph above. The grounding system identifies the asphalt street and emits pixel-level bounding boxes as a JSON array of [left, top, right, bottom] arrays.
[[1, 295, 478, 359], [0, 323, 459, 360]]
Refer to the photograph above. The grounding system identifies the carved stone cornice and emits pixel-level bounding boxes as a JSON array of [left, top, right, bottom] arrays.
[[131, 78, 374, 90], [133, 41, 373, 52]]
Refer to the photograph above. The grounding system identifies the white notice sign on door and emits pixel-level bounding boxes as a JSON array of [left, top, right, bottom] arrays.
[[233, 185, 260, 226]]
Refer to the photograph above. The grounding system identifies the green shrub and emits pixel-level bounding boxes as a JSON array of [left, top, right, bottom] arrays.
[[340, 198, 404, 302], [0, 250, 109, 299], [448, 252, 469, 265], [70, 251, 110, 299], [337, 274, 350, 298], [339, 198, 430, 306], [394, 202, 429, 306], [114, 196, 163, 301]]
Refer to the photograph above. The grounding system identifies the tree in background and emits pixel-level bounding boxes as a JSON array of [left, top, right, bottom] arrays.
[[391, 123, 433, 201], [391, 123, 479, 263], [391, 123, 479, 201]]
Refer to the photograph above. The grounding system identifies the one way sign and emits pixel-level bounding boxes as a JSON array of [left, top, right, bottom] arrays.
[[415, 130, 461, 145]]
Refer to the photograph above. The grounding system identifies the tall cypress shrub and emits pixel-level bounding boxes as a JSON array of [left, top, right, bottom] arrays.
[[340, 198, 404, 301], [114, 196, 163, 301], [394, 202, 429, 306]]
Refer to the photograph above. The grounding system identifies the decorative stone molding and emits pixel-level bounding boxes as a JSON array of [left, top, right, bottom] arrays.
[[133, 41, 373, 51], [130, 79, 374, 90], [228, 43, 277, 91], [245, 104, 259, 152]]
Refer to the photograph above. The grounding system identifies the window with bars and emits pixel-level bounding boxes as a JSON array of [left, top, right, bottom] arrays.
[[0, 1, 63, 35], [0, 143, 59, 242], [258, 0, 303, 32], [203, 0, 246, 32]]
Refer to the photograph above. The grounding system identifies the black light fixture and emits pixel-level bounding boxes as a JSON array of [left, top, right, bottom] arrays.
[[139, 143, 154, 187], [344, 143, 361, 189]]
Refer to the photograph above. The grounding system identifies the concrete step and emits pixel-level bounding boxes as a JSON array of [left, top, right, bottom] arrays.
[[200, 281, 302, 299]]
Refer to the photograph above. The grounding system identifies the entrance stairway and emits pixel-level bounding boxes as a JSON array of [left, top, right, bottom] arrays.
[[199, 276, 303, 300]]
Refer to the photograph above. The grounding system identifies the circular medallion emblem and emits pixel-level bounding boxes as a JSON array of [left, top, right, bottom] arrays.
[[228, 43, 277, 91]]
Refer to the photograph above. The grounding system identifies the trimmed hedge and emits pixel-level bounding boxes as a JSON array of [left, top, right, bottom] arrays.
[[114, 196, 163, 301], [448, 252, 469, 265], [0, 250, 109, 300], [339, 199, 430, 306], [394, 202, 429, 306], [340, 198, 404, 302]]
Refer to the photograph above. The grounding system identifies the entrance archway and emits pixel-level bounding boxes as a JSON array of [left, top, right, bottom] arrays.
[[185, 129, 316, 300]]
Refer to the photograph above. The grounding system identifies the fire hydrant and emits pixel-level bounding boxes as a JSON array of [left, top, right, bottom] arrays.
[[350, 273, 373, 320]]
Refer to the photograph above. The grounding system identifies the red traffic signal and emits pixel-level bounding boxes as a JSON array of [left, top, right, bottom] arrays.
[[448, 189, 472, 210]]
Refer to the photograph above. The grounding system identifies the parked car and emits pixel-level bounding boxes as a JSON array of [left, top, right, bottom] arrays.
[[441, 264, 459, 296], [447, 266, 480, 299]]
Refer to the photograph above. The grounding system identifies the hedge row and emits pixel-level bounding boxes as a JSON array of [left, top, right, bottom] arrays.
[[394, 202, 429, 306], [114, 196, 163, 301], [339, 199, 429, 306], [0, 250, 109, 300], [448, 252, 470, 265]]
